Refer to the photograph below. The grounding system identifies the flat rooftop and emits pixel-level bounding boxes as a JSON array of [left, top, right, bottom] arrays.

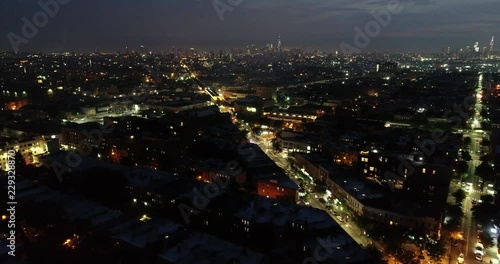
[[159, 232, 266, 264]]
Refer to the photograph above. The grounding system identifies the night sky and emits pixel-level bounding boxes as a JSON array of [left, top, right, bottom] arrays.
[[1, 0, 499, 53]]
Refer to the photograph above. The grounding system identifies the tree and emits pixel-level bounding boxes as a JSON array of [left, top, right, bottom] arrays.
[[364, 246, 387, 264], [426, 241, 446, 261], [476, 162, 494, 181], [446, 204, 463, 218], [472, 202, 496, 226], [453, 189, 466, 205], [455, 160, 469, 176], [444, 204, 463, 231], [463, 137, 472, 147], [461, 151, 472, 161], [481, 139, 491, 147], [367, 224, 387, 241], [480, 194, 494, 204], [445, 216, 462, 231], [480, 154, 492, 163], [377, 225, 409, 250], [396, 248, 418, 264], [241, 129, 249, 137], [481, 121, 491, 130], [478, 231, 495, 249]]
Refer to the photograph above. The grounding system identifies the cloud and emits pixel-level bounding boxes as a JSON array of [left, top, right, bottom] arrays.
[[0, 0, 499, 52]]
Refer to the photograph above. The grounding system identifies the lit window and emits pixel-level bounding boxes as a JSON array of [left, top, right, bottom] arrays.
[[422, 168, 426, 173]]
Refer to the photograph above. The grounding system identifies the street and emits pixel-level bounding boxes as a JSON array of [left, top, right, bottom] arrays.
[[249, 133, 390, 258], [238, 72, 497, 264], [450, 73, 498, 264]]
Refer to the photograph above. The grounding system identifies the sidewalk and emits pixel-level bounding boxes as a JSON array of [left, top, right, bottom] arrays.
[[485, 246, 498, 264], [484, 258, 499, 264]]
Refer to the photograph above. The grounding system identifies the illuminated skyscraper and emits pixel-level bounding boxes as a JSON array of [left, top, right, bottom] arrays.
[[490, 36, 495, 52], [474, 42, 479, 53], [277, 34, 282, 52]]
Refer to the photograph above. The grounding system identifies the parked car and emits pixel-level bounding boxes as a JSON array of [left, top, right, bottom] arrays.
[[475, 243, 484, 256]]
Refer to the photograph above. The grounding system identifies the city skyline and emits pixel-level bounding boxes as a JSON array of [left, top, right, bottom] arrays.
[[3, 1, 500, 264], [0, 0, 499, 53]]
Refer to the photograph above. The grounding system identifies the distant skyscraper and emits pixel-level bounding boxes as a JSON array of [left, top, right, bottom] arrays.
[[490, 36, 495, 52], [277, 34, 282, 52], [474, 42, 479, 53]]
